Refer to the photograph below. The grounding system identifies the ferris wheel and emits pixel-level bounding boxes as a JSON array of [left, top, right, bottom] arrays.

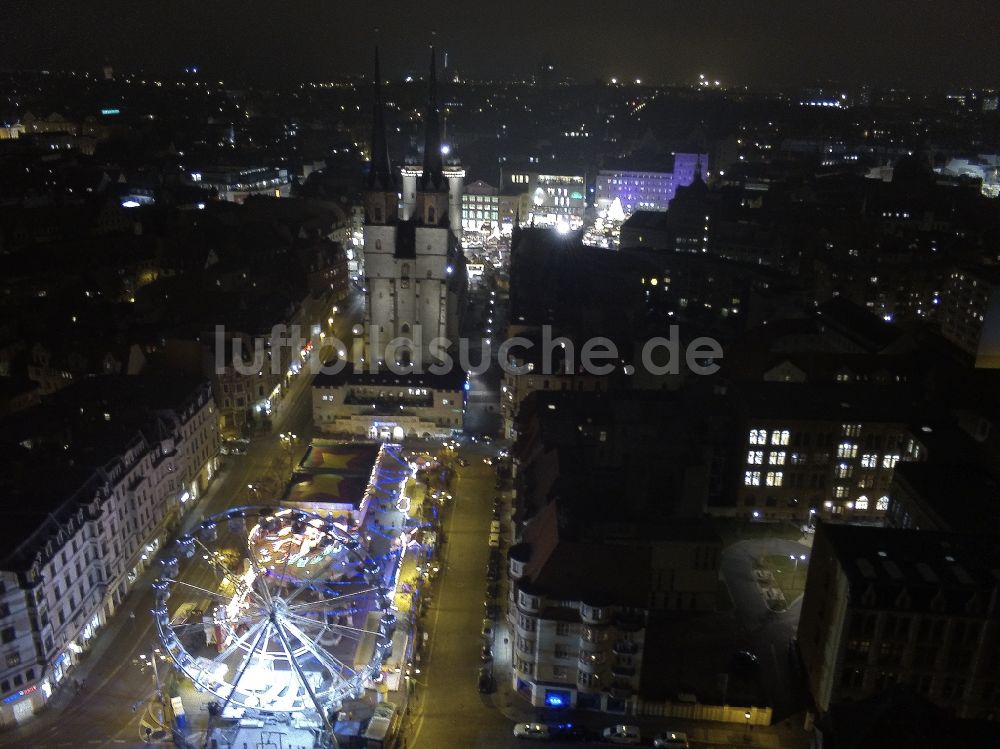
[[151, 506, 395, 722]]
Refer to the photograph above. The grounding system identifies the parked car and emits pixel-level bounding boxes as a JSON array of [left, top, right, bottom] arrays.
[[513, 723, 552, 741], [602, 724, 641, 745], [481, 644, 493, 661], [552, 723, 590, 741], [481, 619, 495, 639], [486, 582, 499, 599], [654, 731, 690, 748], [485, 603, 500, 619]]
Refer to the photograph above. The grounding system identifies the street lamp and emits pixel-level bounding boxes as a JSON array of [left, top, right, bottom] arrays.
[[744, 710, 752, 743], [280, 432, 299, 474], [791, 553, 807, 590]]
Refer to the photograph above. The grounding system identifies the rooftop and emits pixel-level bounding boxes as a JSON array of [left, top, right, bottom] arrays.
[[819, 523, 1000, 607], [313, 362, 467, 392]]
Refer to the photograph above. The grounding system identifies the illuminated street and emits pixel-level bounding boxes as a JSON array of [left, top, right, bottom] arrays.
[[0, 296, 362, 749]]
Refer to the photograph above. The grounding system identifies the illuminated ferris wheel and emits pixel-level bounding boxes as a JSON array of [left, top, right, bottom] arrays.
[[151, 507, 395, 721]]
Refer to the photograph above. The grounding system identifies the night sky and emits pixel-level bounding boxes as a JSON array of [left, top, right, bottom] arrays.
[[3, 0, 1000, 89]]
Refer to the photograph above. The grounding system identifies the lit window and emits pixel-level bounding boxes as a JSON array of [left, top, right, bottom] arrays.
[[838, 442, 858, 459], [855, 496, 869, 511], [744, 471, 761, 486], [769, 451, 786, 466], [842, 423, 861, 437], [882, 455, 900, 469], [835, 486, 849, 498], [765, 471, 783, 487], [747, 450, 763, 465], [749, 429, 767, 445], [876, 496, 889, 512], [836, 463, 853, 479], [861, 454, 878, 468]]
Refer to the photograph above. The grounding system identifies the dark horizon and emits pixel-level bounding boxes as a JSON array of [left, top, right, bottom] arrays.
[[3, 0, 1000, 90]]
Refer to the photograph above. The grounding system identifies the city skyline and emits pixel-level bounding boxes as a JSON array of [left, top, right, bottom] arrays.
[[2, 0, 1000, 89]]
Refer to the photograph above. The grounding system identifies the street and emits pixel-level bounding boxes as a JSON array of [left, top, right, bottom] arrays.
[[0, 296, 362, 749]]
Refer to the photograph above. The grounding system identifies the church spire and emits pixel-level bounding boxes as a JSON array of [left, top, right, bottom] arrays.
[[366, 45, 394, 192], [419, 46, 446, 192]]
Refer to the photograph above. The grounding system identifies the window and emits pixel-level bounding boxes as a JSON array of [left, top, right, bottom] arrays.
[[5, 652, 19, 667], [838, 442, 858, 459], [747, 450, 763, 465], [769, 451, 786, 466], [842, 423, 861, 437], [835, 486, 849, 498], [0, 627, 13, 644], [766, 471, 783, 487], [749, 429, 767, 445], [876, 496, 890, 511], [772, 430, 790, 445], [745, 471, 761, 486], [855, 496, 869, 511], [861, 454, 878, 468], [882, 455, 900, 469], [836, 463, 853, 479]]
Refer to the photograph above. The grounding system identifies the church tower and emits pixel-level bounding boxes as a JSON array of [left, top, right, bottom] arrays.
[[363, 47, 457, 370], [415, 47, 450, 228], [364, 47, 397, 226]]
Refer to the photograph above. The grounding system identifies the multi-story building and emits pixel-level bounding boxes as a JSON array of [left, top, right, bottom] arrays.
[[362, 48, 466, 370], [940, 266, 1000, 367], [728, 383, 926, 522], [506, 501, 720, 711], [192, 165, 291, 203], [0, 374, 219, 726], [595, 153, 708, 215], [504, 169, 587, 229], [312, 364, 465, 440], [461, 179, 500, 232], [797, 523, 1000, 721]]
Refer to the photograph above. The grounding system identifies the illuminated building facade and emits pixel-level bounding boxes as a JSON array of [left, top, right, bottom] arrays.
[[940, 266, 1000, 368], [729, 384, 926, 523], [505, 169, 586, 229], [595, 153, 708, 215], [312, 364, 466, 440], [460, 179, 500, 232], [363, 48, 466, 369], [0, 376, 219, 726]]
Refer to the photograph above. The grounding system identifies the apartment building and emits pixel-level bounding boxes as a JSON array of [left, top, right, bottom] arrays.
[[0, 374, 219, 725], [506, 501, 720, 711], [797, 523, 1000, 721]]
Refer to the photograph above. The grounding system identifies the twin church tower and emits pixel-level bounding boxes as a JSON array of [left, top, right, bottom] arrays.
[[362, 47, 466, 370]]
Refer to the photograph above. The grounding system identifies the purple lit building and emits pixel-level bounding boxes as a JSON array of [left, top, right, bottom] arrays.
[[595, 153, 708, 215]]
